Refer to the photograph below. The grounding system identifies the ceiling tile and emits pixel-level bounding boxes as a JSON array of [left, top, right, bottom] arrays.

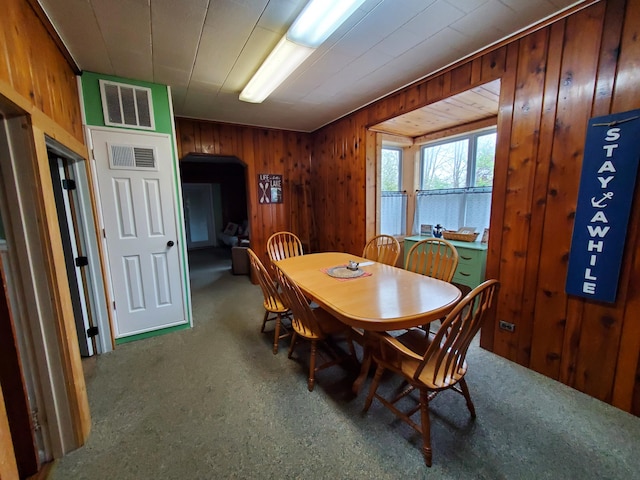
[[444, 0, 491, 13], [223, 26, 282, 91], [38, 0, 591, 131], [257, 0, 306, 33], [404, 1, 465, 36], [154, 65, 191, 88], [151, 0, 208, 75], [38, 0, 112, 72]]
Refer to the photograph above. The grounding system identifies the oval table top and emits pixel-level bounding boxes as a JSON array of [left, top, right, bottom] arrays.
[[275, 252, 462, 331]]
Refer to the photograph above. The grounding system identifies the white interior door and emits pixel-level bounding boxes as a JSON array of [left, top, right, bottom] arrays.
[[90, 128, 186, 337]]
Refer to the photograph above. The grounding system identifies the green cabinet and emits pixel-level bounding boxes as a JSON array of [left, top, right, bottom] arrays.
[[403, 236, 488, 289]]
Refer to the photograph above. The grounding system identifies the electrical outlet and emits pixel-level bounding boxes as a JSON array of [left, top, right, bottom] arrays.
[[499, 320, 515, 332]]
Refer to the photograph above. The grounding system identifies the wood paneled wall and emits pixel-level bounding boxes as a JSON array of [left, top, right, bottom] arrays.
[[175, 119, 314, 263], [312, 0, 640, 415], [0, 0, 83, 144], [1, 0, 91, 465]]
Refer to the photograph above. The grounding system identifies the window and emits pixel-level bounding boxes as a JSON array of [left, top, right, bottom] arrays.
[[380, 147, 406, 235], [414, 129, 496, 234], [381, 147, 401, 190]]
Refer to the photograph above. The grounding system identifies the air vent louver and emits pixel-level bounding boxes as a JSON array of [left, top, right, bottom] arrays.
[[133, 147, 155, 168], [109, 144, 157, 171], [99, 80, 155, 130]]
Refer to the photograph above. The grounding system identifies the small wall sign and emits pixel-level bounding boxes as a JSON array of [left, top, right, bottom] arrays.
[[258, 174, 283, 204], [565, 109, 640, 303]]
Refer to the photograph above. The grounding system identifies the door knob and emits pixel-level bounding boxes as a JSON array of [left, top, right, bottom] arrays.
[[167, 240, 175, 247]]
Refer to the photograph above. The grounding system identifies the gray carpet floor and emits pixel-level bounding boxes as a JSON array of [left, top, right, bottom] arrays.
[[51, 248, 640, 479]]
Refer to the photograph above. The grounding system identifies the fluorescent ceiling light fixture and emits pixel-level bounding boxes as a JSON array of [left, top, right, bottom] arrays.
[[288, 0, 367, 48], [239, 37, 314, 103], [240, 0, 365, 103]]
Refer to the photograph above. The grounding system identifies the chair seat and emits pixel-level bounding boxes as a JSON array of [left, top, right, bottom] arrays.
[[275, 265, 357, 391], [247, 248, 292, 355], [264, 297, 288, 314], [377, 329, 468, 389], [364, 279, 500, 467]]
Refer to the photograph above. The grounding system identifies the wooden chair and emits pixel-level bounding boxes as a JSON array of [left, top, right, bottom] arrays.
[[362, 279, 500, 467], [362, 234, 400, 266], [274, 265, 357, 392], [247, 248, 291, 354], [266, 231, 304, 264], [405, 238, 459, 281]]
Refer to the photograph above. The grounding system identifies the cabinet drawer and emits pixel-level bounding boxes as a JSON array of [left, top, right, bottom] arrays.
[[452, 244, 487, 289], [456, 247, 483, 265], [453, 268, 483, 287]]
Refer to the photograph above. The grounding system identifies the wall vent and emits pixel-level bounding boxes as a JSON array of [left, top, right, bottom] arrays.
[[108, 144, 157, 171], [99, 80, 155, 130]]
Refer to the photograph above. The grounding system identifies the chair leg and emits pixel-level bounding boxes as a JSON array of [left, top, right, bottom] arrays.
[[308, 340, 317, 391], [419, 388, 433, 467], [288, 332, 298, 359], [459, 378, 476, 418], [363, 362, 385, 412], [346, 332, 357, 359], [272, 314, 281, 355], [261, 310, 270, 332]]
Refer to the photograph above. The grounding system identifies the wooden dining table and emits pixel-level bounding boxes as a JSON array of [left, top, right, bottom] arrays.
[[275, 252, 462, 393]]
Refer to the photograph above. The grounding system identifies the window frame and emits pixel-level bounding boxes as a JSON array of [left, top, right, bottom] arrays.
[[414, 127, 496, 234], [419, 127, 496, 191]]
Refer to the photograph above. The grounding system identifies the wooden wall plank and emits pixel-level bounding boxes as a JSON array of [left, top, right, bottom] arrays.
[[174, 119, 313, 267], [0, 0, 83, 142], [311, 0, 640, 414], [567, 0, 630, 403], [526, 20, 565, 375], [492, 28, 550, 363], [555, 3, 612, 396], [480, 43, 518, 352], [481, 46, 508, 82], [450, 63, 473, 93], [609, 0, 640, 413]]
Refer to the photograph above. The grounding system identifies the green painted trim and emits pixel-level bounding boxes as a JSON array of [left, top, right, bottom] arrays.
[[80, 71, 172, 134], [115, 323, 190, 345]]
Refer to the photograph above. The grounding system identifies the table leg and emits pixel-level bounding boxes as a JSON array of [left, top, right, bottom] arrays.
[[352, 347, 371, 394], [352, 331, 378, 395]]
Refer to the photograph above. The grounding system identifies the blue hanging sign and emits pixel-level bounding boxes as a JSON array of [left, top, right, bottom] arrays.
[[565, 109, 640, 303]]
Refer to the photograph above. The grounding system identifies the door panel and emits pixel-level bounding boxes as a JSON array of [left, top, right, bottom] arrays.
[[91, 129, 186, 338]]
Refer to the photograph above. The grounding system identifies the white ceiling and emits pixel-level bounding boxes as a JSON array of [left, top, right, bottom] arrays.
[[38, 0, 586, 133]]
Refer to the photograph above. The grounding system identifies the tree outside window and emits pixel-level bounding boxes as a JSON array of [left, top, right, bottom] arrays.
[[380, 147, 405, 235], [381, 147, 401, 191], [415, 129, 496, 234]]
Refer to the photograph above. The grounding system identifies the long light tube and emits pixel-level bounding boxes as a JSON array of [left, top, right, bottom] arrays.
[[239, 0, 366, 103], [288, 0, 367, 48], [239, 37, 314, 103]]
